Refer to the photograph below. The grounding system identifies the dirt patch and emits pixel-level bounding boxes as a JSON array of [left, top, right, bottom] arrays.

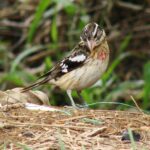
[[0, 106, 150, 150]]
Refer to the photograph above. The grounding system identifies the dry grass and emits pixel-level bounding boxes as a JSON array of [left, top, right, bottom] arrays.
[[0, 106, 150, 150]]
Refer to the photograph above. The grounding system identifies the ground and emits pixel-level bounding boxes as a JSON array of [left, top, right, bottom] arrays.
[[0, 106, 150, 150]]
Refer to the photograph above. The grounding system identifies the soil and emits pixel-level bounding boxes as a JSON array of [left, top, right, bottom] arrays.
[[0, 106, 150, 150]]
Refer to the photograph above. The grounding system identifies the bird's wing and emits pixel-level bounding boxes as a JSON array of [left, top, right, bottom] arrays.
[[40, 42, 90, 79], [22, 42, 89, 92]]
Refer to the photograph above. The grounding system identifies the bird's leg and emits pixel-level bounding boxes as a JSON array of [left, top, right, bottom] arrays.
[[77, 91, 88, 108], [66, 90, 77, 108]]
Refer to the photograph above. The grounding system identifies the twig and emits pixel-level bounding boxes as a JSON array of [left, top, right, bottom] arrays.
[[1, 120, 99, 129], [88, 127, 107, 137], [130, 95, 144, 115], [0, 20, 28, 28], [116, 0, 150, 13], [58, 115, 92, 122], [26, 50, 54, 62]]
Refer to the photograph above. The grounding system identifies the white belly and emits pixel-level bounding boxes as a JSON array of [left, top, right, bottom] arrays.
[[51, 58, 109, 90]]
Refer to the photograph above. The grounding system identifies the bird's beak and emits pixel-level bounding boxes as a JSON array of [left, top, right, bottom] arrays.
[[87, 39, 96, 51]]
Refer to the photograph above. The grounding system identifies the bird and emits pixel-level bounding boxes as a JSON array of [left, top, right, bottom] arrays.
[[22, 22, 110, 108]]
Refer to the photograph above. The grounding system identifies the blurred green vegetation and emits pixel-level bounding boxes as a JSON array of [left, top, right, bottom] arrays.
[[0, 0, 150, 110]]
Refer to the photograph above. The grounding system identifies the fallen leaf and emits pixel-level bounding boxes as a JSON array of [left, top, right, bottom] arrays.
[[0, 87, 50, 106]]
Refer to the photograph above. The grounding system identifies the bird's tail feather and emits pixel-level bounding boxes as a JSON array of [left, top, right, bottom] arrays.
[[21, 77, 50, 92]]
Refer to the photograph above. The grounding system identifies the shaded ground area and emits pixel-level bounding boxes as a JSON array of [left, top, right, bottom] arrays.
[[0, 107, 150, 149]]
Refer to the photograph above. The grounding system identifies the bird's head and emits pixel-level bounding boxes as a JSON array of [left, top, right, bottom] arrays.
[[80, 22, 106, 51]]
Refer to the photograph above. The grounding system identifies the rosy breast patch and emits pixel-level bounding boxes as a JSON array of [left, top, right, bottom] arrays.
[[97, 51, 107, 60]]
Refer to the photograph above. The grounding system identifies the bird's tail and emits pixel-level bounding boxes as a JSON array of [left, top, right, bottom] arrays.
[[21, 77, 50, 92]]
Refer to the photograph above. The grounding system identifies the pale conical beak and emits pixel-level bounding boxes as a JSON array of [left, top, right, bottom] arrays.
[[87, 39, 96, 51]]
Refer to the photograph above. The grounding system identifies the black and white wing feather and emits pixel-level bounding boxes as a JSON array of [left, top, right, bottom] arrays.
[[22, 42, 89, 92]]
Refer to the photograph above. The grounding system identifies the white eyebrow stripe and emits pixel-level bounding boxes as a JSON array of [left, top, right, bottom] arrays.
[[69, 54, 86, 62], [92, 23, 98, 37], [100, 29, 106, 42]]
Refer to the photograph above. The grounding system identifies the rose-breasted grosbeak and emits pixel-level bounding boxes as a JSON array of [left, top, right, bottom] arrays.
[[22, 23, 110, 107]]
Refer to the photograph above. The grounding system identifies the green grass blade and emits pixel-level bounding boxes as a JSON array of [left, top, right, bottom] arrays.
[[16, 143, 32, 150], [82, 118, 104, 125], [119, 34, 132, 53], [128, 128, 137, 150], [105, 80, 144, 102], [102, 52, 131, 82], [27, 0, 51, 43], [11, 45, 43, 72], [102, 35, 132, 82], [51, 17, 58, 42], [143, 61, 150, 108], [57, 131, 66, 150]]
